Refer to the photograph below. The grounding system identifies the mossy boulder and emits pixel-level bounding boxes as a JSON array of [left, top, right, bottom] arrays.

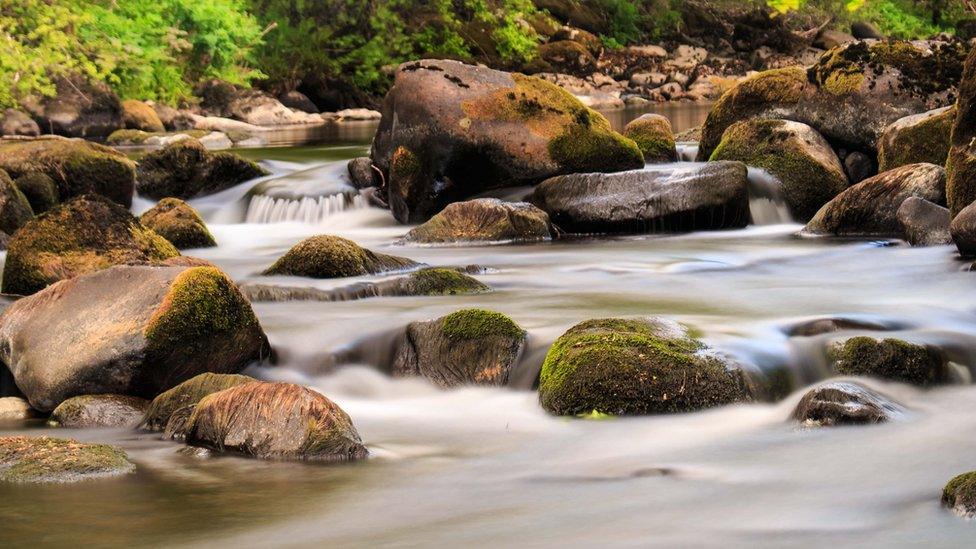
[[532, 161, 750, 234], [393, 309, 526, 387], [697, 40, 967, 160], [898, 197, 951, 247], [943, 471, 976, 519], [537, 40, 597, 75], [121, 100, 165, 133], [0, 138, 136, 207], [947, 46, 976, 218], [829, 337, 949, 386], [403, 199, 552, 244], [0, 170, 33, 235], [263, 235, 418, 278], [1, 194, 179, 296], [0, 436, 133, 483], [804, 163, 946, 237], [136, 138, 268, 200], [792, 381, 904, 427], [0, 265, 270, 411], [877, 106, 954, 172], [140, 372, 255, 433], [370, 59, 643, 223], [394, 268, 488, 296], [13, 172, 58, 214], [140, 198, 216, 249], [183, 381, 368, 462], [49, 394, 148, 428], [622, 114, 677, 162], [710, 119, 849, 221], [539, 317, 752, 416], [21, 75, 123, 138]]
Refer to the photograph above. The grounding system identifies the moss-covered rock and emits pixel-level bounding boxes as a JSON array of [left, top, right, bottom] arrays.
[[393, 308, 526, 387], [184, 381, 368, 461], [0, 170, 33, 235], [121, 100, 165, 133], [947, 46, 976, 218], [140, 198, 216, 249], [140, 372, 255, 432], [240, 267, 488, 302], [943, 471, 976, 518], [539, 317, 752, 416], [792, 380, 904, 427], [877, 106, 954, 172], [396, 268, 489, 296], [21, 75, 123, 138], [710, 119, 849, 221], [263, 235, 418, 278], [136, 138, 268, 200], [623, 113, 677, 162], [49, 394, 148, 428], [537, 40, 597, 75], [1, 194, 179, 296], [404, 199, 552, 244], [949, 199, 976, 257], [371, 59, 643, 223], [0, 265, 270, 411], [829, 336, 948, 386], [0, 436, 134, 483], [0, 138, 136, 207], [13, 172, 58, 214]]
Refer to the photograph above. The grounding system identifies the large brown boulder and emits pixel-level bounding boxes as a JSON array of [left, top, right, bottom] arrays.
[[898, 197, 951, 247], [947, 46, 976, 218], [1, 194, 179, 296], [140, 198, 216, 249], [804, 163, 946, 237], [0, 265, 270, 412], [21, 75, 123, 138], [136, 138, 268, 200], [370, 59, 643, 222], [139, 372, 256, 433], [877, 106, 954, 172], [403, 199, 552, 244], [49, 394, 148, 428]]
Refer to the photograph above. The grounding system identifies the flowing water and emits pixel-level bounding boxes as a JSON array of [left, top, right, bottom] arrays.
[[4, 104, 976, 548]]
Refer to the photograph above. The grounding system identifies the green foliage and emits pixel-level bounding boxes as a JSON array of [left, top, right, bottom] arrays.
[[762, 0, 963, 38]]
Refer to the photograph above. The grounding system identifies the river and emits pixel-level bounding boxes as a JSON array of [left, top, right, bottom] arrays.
[[2, 103, 976, 547]]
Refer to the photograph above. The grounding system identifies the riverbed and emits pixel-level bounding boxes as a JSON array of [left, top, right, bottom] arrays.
[[2, 103, 976, 547]]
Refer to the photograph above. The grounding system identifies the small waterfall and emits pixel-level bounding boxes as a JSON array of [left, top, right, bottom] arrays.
[[746, 168, 793, 225], [245, 192, 369, 224], [675, 143, 699, 162]]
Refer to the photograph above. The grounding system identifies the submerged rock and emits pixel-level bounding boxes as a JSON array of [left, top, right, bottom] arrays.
[[0, 265, 270, 411], [0, 436, 134, 483], [242, 267, 488, 302], [136, 138, 268, 200], [710, 118, 848, 221], [786, 317, 893, 337], [539, 317, 752, 416], [370, 59, 643, 222], [943, 471, 976, 519], [898, 197, 951, 247], [804, 163, 946, 237], [184, 381, 368, 461], [121, 100, 165, 133], [140, 198, 216, 249], [22, 75, 122, 138], [622, 113, 677, 162], [263, 235, 418, 278], [13, 172, 58, 214], [0, 170, 33, 235], [531, 161, 749, 234], [792, 381, 903, 426], [829, 336, 949, 386], [1, 194, 179, 296], [877, 106, 954, 172], [0, 397, 37, 422], [347, 157, 378, 189], [140, 372, 256, 433], [393, 309, 526, 387], [403, 199, 552, 244], [49, 395, 148, 428]]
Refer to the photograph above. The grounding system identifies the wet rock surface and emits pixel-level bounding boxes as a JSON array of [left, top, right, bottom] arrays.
[[792, 381, 904, 427]]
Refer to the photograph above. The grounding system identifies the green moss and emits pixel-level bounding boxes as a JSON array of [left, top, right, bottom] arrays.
[[0, 436, 133, 483], [140, 198, 216, 249], [440, 308, 524, 340], [407, 268, 489, 295], [136, 138, 268, 200], [140, 372, 255, 432], [830, 336, 947, 386], [13, 172, 58, 214], [263, 235, 417, 278], [878, 107, 954, 172], [943, 471, 976, 514], [623, 115, 676, 163]]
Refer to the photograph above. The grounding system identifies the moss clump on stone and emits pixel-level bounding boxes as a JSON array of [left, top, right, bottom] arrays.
[[943, 471, 976, 518], [406, 268, 489, 296], [830, 336, 948, 386], [121, 99, 165, 133], [538, 317, 751, 416], [403, 198, 552, 244], [1, 194, 179, 295], [13, 172, 58, 214], [623, 114, 677, 162], [136, 138, 269, 200], [140, 198, 216, 249], [0, 169, 33, 235], [440, 308, 524, 340], [263, 235, 418, 278], [0, 436, 134, 483], [140, 372, 256, 432], [878, 107, 954, 172]]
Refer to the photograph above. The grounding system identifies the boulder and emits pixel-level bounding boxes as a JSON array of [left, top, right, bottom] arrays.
[[843, 151, 874, 184], [539, 318, 752, 416], [263, 235, 418, 278], [183, 381, 368, 462], [622, 114, 677, 162], [196, 80, 319, 126], [0, 138, 136, 207], [829, 336, 949, 386], [140, 198, 216, 249], [850, 21, 884, 39], [13, 172, 58, 214], [0, 170, 33, 235], [531, 161, 750, 234], [1, 194, 179, 296], [0, 265, 270, 411], [140, 372, 256, 433], [804, 163, 946, 237], [551, 26, 603, 56], [136, 138, 268, 200], [950, 200, 976, 257], [0, 397, 37, 421], [393, 309, 526, 387], [21, 75, 123, 138], [710, 118, 849, 220], [948, 46, 976, 217], [944, 471, 976, 519], [49, 395, 148, 428], [121, 100, 165, 133], [898, 197, 951, 247], [537, 40, 597, 74], [150, 102, 196, 131], [370, 59, 643, 222], [792, 381, 903, 427], [347, 157, 378, 189], [877, 106, 954, 172], [0, 436, 134, 483], [403, 199, 552, 244], [278, 90, 319, 113], [814, 29, 855, 50], [697, 41, 967, 160], [786, 317, 892, 337], [336, 108, 382, 121], [0, 109, 40, 137]]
